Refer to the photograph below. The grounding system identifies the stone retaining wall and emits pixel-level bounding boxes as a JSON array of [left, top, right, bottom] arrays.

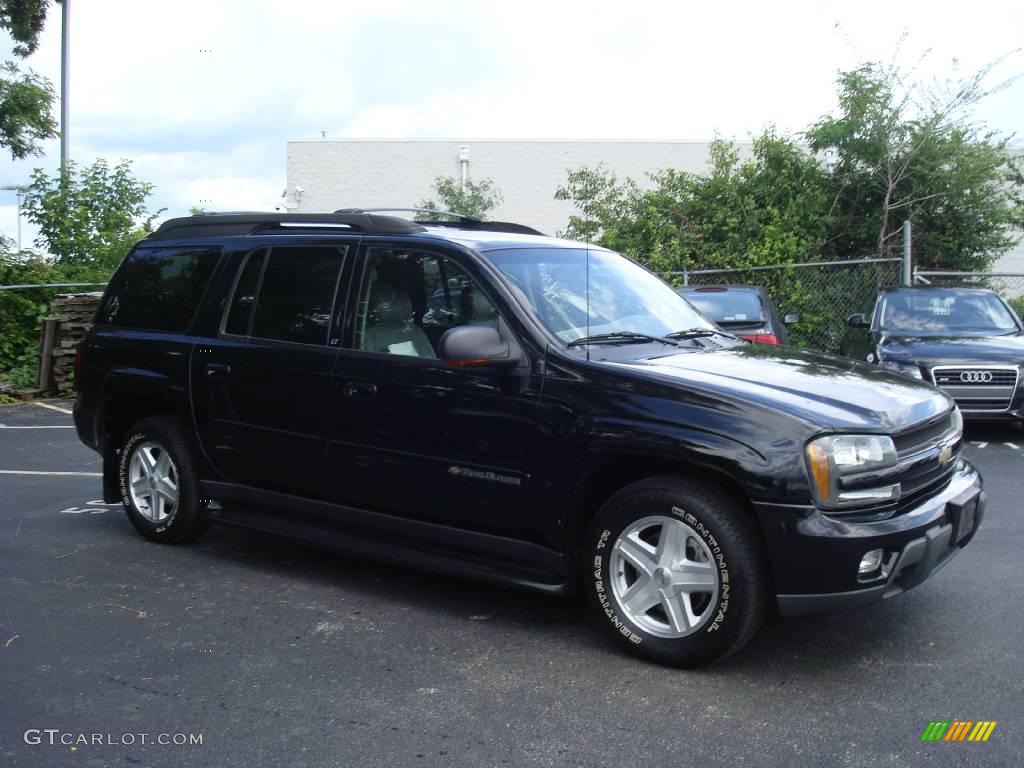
[[49, 292, 103, 393]]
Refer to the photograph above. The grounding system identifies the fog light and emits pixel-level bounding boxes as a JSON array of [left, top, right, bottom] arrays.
[[859, 548, 884, 576]]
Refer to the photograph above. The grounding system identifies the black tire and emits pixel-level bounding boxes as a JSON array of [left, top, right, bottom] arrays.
[[583, 475, 768, 667], [118, 416, 209, 544]]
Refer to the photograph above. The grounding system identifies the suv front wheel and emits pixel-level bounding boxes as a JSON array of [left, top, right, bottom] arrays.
[[584, 476, 768, 667], [119, 416, 209, 544]]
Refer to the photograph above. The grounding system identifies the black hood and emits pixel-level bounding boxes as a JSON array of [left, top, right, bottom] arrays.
[[878, 333, 1024, 366], [604, 344, 952, 432]]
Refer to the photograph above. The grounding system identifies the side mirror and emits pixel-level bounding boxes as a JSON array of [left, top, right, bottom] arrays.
[[783, 313, 800, 325], [438, 325, 521, 368], [846, 313, 869, 329]]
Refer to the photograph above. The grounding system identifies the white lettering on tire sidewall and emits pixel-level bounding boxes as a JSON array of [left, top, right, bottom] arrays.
[[670, 506, 730, 633], [119, 431, 174, 534], [592, 505, 732, 644]]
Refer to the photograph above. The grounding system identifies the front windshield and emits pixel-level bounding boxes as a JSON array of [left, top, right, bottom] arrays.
[[879, 290, 1019, 335], [485, 247, 714, 343]]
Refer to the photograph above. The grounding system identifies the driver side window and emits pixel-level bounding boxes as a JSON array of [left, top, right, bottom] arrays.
[[354, 248, 500, 358]]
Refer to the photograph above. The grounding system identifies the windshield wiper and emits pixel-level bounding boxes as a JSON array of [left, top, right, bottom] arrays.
[[666, 327, 742, 341], [567, 331, 682, 348]]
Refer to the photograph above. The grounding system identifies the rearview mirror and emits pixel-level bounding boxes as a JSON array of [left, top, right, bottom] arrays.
[[438, 325, 521, 368], [783, 313, 800, 325], [846, 313, 869, 329]]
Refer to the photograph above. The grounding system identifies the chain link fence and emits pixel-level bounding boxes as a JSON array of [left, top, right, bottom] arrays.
[[664, 258, 903, 352]]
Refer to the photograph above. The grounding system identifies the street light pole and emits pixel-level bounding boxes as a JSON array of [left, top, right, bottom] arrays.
[[60, 0, 70, 169], [1, 184, 29, 251]]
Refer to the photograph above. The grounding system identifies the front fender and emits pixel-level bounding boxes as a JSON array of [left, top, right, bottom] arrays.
[[551, 416, 786, 553]]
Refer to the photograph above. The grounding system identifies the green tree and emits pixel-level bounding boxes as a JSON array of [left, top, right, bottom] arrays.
[[21, 158, 162, 271], [0, 0, 59, 159], [807, 56, 1024, 269], [556, 131, 833, 274], [558, 55, 1023, 276], [416, 175, 503, 219]]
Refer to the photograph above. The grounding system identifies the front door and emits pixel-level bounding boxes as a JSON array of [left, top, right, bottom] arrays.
[[191, 243, 348, 497], [325, 243, 543, 538]]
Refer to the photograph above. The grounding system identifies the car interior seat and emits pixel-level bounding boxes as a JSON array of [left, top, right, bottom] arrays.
[[362, 285, 436, 357]]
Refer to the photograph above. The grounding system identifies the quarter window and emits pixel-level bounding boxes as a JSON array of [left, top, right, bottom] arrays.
[[98, 246, 221, 331]]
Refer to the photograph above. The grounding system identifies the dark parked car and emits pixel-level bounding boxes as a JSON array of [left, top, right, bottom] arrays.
[[677, 284, 798, 344], [841, 286, 1023, 423], [74, 211, 984, 667]]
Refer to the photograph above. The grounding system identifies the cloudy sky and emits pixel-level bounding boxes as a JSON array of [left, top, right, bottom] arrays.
[[1, 0, 1021, 251]]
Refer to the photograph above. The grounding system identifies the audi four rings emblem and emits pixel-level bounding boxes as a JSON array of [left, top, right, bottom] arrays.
[[959, 370, 993, 383]]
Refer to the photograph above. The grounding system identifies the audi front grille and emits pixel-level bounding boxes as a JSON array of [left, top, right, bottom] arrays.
[[930, 365, 1020, 412]]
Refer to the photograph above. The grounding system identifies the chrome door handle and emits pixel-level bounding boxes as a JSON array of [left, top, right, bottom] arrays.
[[204, 363, 231, 378], [342, 381, 377, 397]]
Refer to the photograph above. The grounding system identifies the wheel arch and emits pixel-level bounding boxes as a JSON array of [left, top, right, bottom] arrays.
[[97, 369, 190, 502], [560, 424, 775, 560], [568, 455, 755, 546]]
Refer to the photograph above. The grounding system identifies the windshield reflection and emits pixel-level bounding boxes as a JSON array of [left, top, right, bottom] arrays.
[[880, 290, 1019, 335], [485, 247, 714, 343]]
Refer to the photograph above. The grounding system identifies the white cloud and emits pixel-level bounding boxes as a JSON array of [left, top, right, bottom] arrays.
[[0, 0, 1021, 251]]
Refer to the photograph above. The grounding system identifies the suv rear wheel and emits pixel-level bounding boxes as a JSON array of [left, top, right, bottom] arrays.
[[583, 476, 768, 667], [119, 416, 208, 544]]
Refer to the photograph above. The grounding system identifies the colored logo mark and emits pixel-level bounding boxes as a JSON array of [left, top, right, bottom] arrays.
[[921, 721, 997, 742]]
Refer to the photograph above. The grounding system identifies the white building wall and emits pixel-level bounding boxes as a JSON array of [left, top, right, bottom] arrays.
[[992, 150, 1024, 275], [286, 139, 734, 237], [287, 140, 1024, 272]]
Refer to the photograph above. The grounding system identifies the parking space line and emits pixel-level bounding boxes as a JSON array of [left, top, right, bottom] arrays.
[[970, 442, 988, 449], [0, 470, 102, 477], [1006, 443, 1020, 450], [0, 424, 75, 429], [33, 402, 73, 415]]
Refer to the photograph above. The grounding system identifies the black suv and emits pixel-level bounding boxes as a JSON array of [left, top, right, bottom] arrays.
[[74, 211, 985, 667], [841, 286, 1023, 423]]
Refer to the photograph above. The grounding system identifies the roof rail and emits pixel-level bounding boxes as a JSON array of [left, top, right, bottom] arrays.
[[335, 207, 545, 236], [335, 207, 481, 223], [149, 212, 425, 240], [418, 220, 546, 236]]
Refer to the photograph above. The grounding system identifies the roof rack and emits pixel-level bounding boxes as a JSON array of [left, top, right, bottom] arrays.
[[150, 212, 425, 240]]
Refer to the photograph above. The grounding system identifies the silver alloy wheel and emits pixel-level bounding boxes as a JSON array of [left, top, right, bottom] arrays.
[[609, 515, 719, 638], [127, 440, 179, 524]]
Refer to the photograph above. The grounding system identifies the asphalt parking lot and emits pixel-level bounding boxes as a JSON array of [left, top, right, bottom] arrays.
[[0, 400, 1021, 768]]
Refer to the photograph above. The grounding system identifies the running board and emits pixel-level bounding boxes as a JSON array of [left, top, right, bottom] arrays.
[[201, 480, 573, 596]]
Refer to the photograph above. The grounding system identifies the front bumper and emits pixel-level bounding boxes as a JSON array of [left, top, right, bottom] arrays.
[[754, 460, 985, 617]]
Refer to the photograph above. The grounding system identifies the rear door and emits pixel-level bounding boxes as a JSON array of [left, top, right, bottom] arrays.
[[191, 242, 349, 497]]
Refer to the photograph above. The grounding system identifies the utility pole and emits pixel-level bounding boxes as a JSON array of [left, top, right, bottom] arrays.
[[902, 220, 912, 286], [60, 0, 70, 170]]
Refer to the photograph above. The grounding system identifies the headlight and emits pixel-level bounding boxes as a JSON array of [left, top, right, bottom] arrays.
[[805, 434, 900, 510], [879, 360, 923, 379]]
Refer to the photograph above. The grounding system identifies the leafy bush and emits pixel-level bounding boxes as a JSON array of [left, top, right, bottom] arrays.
[[0, 253, 114, 388], [1009, 296, 1024, 320], [0, 253, 52, 375]]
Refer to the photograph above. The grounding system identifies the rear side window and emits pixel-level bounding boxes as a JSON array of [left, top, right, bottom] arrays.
[[98, 246, 221, 331], [249, 245, 346, 345], [683, 289, 765, 323]]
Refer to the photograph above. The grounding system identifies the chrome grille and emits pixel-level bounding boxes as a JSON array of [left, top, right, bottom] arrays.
[[892, 411, 954, 454], [930, 365, 1019, 412]]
